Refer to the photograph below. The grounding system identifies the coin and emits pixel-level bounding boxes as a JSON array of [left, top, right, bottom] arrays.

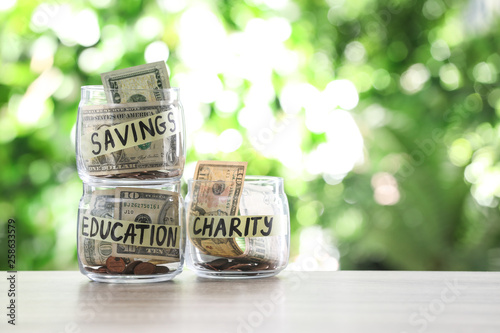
[[154, 265, 170, 274], [97, 170, 180, 180], [196, 263, 217, 271], [84, 266, 97, 273], [106, 256, 126, 273], [208, 258, 229, 269], [95, 266, 108, 273], [124, 260, 142, 274], [200, 258, 275, 272], [134, 262, 156, 275], [220, 261, 237, 270], [250, 263, 270, 271], [225, 263, 254, 271]]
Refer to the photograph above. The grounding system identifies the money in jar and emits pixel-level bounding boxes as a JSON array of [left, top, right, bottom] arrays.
[[185, 161, 290, 278], [77, 182, 184, 283], [75, 62, 185, 183]]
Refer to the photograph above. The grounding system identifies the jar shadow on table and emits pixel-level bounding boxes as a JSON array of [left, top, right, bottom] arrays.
[[192, 275, 286, 302], [194, 275, 282, 284], [75, 280, 182, 325], [191, 275, 286, 302], [192, 276, 288, 330]]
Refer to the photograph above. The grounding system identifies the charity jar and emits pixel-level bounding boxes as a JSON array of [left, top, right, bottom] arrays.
[[77, 181, 184, 283], [75, 86, 185, 184], [185, 176, 290, 278]]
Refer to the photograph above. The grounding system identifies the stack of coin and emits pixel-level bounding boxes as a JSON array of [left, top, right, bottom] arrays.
[[84, 257, 170, 275], [196, 258, 278, 272]]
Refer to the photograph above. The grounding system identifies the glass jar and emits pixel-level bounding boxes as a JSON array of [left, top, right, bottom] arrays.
[[75, 86, 185, 184], [185, 176, 290, 278], [77, 181, 184, 283]]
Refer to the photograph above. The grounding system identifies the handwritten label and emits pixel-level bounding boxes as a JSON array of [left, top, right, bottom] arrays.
[[79, 213, 180, 249], [81, 109, 180, 158], [189, 215, 287, 238]]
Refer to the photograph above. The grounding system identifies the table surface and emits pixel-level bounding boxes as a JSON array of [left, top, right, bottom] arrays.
[[1, 270, 499, 333]]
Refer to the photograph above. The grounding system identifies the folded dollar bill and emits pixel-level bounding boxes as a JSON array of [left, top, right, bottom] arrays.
[[101, 61, 171, 104]]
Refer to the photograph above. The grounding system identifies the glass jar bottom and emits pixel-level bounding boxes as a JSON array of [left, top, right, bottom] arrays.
[[78, 169, 183, 185], [81, 267, 183, 283], [193, 269, 282, 279]]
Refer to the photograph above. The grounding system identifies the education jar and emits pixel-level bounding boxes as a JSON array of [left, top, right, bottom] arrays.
[[77, 181, 184, 283]]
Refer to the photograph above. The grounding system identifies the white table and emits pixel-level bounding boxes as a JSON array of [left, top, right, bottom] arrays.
[[1, 270, 499, 332]]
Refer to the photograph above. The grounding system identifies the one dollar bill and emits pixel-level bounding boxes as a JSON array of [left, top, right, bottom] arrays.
[[101, 61, 170, 104]]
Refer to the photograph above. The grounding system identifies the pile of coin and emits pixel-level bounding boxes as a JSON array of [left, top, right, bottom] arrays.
[[101, 170, 182, 180], [196, 258, 278, 272], [85, 256, 170, 275]]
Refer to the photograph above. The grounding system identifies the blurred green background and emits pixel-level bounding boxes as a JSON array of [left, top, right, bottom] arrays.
[[0, 0, 499, 271]]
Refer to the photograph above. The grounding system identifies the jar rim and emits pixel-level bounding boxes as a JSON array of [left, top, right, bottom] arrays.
[[81, 85, 180, 92], [187, 175, 283, 184]]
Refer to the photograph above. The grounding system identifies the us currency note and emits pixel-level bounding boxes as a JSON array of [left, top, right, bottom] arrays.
[[79, 101, 183, 176], [189, 161, 248, 257], [78, 189, 115, 266], [112, 187, 180, 262], [101, 61, 170, 104], [96, 62, 182, 178]]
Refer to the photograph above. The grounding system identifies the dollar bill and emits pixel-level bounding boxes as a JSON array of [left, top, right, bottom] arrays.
[[79, 101, 184, 176], [112, 187, 180, 262], [188, 161, 247, 257], [78, 190, 115, 266], [101, 61, 170, 104]]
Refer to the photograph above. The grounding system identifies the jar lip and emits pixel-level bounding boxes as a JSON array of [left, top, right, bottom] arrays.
[[187, 175, 283, 183], [81, 85, 180, 92]]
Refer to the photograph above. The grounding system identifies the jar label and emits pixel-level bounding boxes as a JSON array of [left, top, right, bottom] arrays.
[[79, 213, 180, 249], [188, 215, 287, 238], [81, 103, 181, 158], [78, 187, 180, 266]]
